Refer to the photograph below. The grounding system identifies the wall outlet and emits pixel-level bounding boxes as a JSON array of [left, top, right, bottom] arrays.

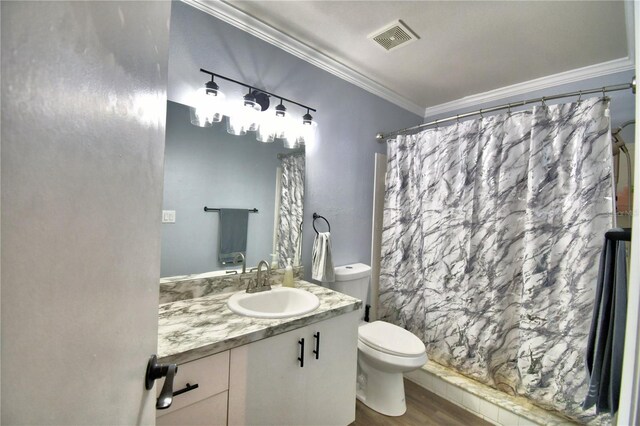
[[162, 210, 176, 223]]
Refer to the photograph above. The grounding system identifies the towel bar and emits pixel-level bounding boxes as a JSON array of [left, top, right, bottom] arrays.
[[204, 207, 258, 213], [605, 228, 632, 242]]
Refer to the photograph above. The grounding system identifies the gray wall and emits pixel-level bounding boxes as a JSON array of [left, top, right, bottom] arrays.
[[167, 2, 422, 279], [162, 101, 292, 277], [1, 1, 170, 424]]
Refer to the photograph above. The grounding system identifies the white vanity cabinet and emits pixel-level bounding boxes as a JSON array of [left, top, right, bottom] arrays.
[[228, 310, 359, 426], [156, 351, 229, 426]]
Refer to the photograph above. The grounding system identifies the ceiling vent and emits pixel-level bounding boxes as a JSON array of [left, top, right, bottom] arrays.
[[368, 20, 419, 52]]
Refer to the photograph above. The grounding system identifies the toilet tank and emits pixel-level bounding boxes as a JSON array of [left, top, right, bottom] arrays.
[[330, 263, 371, 319]]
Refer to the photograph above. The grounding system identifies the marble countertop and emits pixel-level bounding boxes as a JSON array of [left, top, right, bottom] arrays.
[[157, 280, 361, 364]]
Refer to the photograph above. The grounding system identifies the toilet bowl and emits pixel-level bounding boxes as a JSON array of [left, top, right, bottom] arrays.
[[356, 321, 427, 416], [329, 264, 428, 417]]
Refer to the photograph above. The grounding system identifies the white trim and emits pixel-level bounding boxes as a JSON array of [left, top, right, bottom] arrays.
[[617, 3, 639, 424], [424, 57, 634, 118], [183, 0, 425, 116], [370, 153, 387, 323], [624, 1, 636, 67], [185, 0, 634, 123]]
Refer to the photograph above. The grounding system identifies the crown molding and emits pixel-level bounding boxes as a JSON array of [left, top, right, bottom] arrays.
[[184, 0, 634, 120], [423, 57, 635, 118], [425, 2, 635, 119], [183, 0, 425, 116]]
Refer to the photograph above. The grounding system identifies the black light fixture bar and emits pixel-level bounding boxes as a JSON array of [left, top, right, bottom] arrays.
[[199, 68, 316, 112]]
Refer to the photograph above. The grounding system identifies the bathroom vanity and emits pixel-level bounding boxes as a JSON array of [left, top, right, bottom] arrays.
[[156, 280, 360, 425]]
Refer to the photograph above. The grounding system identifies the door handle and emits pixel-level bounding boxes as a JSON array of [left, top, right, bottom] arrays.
[[313, 332, 320, 360], [298, 338, 305, 368], [145, 354, 178, 410]]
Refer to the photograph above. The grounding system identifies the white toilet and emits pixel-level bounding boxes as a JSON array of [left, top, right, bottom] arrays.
[[330, 263, 428, 417]]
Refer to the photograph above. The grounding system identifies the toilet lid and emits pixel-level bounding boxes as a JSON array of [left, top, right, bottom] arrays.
[[358, 321, 425, 357]]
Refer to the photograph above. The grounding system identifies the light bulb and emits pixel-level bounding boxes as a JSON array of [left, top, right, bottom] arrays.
[[226, 95, 261, 136], [256, 112, 275, 143], [243, 92, 261, 132], [189, 85, 226, 127], [296, 119, 317, 146], [226, 104, 247, 136]]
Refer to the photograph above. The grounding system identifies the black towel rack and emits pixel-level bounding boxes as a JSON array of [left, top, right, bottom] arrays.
[[312, 213, 330, 234], [204, 207, 258, 213], [605, 228, 632, 242]]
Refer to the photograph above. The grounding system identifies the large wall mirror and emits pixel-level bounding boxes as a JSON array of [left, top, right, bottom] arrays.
[[161, 101, 305, 278]]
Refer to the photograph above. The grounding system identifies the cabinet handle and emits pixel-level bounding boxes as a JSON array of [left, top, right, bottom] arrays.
[[298, 338, 305, 368], [313, 332, 320, 360], [173, 382, 199, 397]]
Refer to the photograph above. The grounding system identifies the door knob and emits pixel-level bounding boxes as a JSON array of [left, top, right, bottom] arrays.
[[145, 354, 178, 409]]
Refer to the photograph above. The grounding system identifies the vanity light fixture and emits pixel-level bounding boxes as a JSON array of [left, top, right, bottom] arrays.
[[297, 108, 317, 146], [226, 87, 260, 136], [273, 100, 289, 139], [190, 76, 226, 127], [275, 101, 287, 117], [190, 68, 317, 148], [302, 109, 313, 125]]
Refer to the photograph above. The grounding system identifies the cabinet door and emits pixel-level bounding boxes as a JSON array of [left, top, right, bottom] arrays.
[[156, 392, 228, 426], [305, 311, 359, 425], [228, 326, 308, 425], [156, 351, 230, 416]]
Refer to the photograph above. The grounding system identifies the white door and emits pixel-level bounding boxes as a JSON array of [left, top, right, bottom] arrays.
[[1, 2, 171, 424]]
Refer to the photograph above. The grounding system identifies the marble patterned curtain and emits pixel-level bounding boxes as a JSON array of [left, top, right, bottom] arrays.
[[276, 153, 305, 268], [379, 98, 613, 421]]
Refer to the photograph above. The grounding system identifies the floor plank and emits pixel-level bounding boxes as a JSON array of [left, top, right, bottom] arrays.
[[352, 379, 492, 426]]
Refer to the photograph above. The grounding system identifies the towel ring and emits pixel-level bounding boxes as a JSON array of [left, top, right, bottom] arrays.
[[312, 213, 330, 234]]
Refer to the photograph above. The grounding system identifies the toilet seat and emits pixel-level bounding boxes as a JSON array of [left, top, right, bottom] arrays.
[[358, 321, 425, 357]]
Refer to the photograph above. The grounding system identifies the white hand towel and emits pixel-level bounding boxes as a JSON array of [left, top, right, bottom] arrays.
[[312, 232, 335, 282]]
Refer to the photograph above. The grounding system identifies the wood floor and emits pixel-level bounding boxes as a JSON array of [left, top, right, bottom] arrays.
[[352, 379, 492, 426]]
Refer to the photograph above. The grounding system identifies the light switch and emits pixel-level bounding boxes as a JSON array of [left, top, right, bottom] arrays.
[[162, 210, 176, 223]]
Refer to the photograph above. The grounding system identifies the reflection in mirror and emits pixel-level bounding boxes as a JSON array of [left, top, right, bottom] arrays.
[[275, 153, 304, 268], [161, 101, 304, 278]]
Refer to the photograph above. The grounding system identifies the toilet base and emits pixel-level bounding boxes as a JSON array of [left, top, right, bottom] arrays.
[[357, 356, 407, 416]]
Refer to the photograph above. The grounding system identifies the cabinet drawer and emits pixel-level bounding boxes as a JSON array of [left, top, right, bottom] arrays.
[[157, 351, 229, 415], [157, 391, 228, 426]]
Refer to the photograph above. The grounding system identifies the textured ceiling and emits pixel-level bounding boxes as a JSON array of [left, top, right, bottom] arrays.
[[226, 1, 629, 110]]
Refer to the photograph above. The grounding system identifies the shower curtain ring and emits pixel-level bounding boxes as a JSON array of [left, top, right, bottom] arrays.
[[602, 87, 607, 100], [456, 114, 460, 124], [479, 108, 484, 118], [541, 97, 546, 106], [578, 91, 582, 102], [434, 119, 439, 129], [507, 104, 512, 116]]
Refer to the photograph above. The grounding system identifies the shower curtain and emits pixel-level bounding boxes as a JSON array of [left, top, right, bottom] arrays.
[[379, 97, 614, 421], [275, 153, 305, 268]]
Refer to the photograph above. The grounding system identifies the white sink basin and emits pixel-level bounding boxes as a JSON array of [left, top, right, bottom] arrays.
[[227, 287, 320, 319]]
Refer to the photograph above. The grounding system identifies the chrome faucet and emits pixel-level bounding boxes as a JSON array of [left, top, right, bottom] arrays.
[[225, 252, 246, 275], [233, 252, 246, 274], [246, 260, 271, 293]]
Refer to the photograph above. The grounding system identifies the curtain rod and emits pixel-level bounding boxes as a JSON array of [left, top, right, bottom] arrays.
[[376, 78, 636, 142]]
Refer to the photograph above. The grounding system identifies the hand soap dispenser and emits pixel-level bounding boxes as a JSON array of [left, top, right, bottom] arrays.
[[270, 253, 279, 270], [283, 258, 294, 287]]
